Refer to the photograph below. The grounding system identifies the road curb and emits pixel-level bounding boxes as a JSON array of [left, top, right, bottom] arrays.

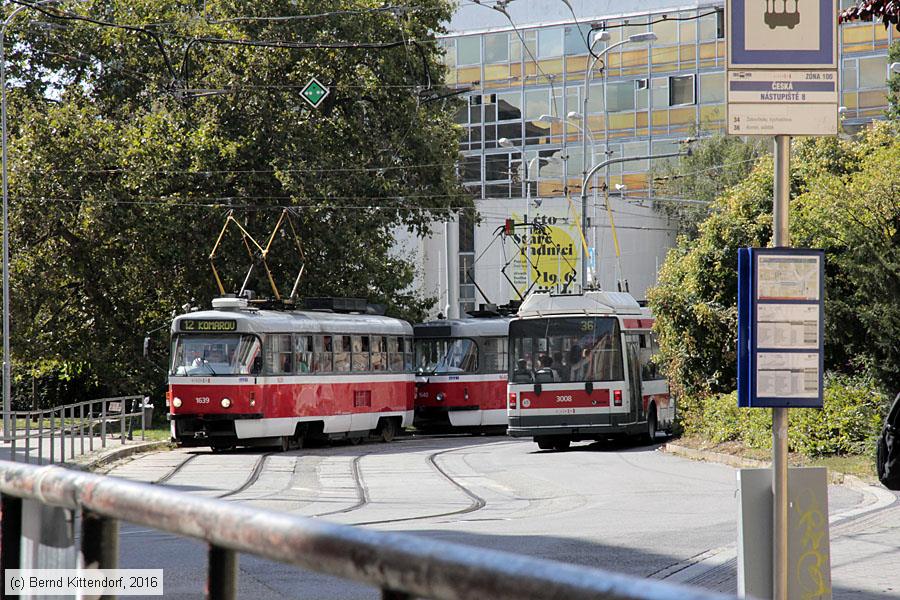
[[71, 440, 171, 472]]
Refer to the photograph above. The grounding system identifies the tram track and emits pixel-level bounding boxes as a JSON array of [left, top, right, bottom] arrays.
[[326, 445, 489, 527], [218, 452, 274, 499], [152, 453, 200, 485]]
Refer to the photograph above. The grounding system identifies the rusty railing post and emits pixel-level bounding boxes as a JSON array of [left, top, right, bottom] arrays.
[[81, 509, 119, 572], [0, 494, 23, 596], [208, 544, 238, 600]]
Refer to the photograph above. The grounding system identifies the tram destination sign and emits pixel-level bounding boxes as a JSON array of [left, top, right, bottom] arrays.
[[737, 248, 825, 408], [179, 319, 237, 332], [726, 0, 838, 136]]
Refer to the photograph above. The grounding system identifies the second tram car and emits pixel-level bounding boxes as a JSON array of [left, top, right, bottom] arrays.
[[168, 297, 414, 451], [506, 291, 674, 450], [413, 312, 511, 431]]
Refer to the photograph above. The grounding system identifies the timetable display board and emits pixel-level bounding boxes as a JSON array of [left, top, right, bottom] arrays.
[[737, 248, 825, 408]]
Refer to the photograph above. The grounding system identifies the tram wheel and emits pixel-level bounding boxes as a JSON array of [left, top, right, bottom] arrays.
[[552, 437, 571, 451], [377, 418, 397, 443], [535, 436, 554, 450], [210, 443, 234, 453], [280, 436, 293, 452], [349, 435, 363, 445]]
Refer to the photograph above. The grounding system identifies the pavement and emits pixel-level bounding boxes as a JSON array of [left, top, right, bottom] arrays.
[[0, 431, 170, 470], [662, 442, 900, 598]]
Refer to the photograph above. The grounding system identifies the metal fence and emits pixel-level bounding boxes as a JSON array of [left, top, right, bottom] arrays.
[[2, 396, 150, 464], [0, 459, 738, 600]]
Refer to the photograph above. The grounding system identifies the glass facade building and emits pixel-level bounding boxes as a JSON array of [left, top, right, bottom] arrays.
[[413, 1, 894, 317]]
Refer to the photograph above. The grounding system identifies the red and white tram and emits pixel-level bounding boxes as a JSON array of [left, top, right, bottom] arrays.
[[167, 297, 414, 451], [413, 312, 510, 431], [506, 291, 674, 450]]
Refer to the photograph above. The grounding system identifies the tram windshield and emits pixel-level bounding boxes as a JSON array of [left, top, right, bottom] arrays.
[[170, 334, 261, 376], [414, 338, 478, 374], [509, 317, 623, 384]]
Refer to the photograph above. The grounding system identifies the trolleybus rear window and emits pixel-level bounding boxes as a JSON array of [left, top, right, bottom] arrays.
[[509, 317, 623, 384], [171, 334, 260, 376]]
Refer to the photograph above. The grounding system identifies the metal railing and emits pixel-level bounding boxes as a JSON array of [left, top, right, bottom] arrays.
[[2, 396, 149, 464], [0, 459, 738, 600]]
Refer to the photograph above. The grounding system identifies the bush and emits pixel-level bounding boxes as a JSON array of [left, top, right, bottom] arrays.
[[11, 359, 106, 411], [681, 374, 888, 457]]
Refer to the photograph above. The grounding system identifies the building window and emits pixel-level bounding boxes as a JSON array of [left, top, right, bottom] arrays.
[[537, 27, 564, 59], [669, 75, 696, 106], [484, 32, 509, 64], [457, 36, 481, 66], [606, 80, 636, 112], [459, 212, 476, 316]]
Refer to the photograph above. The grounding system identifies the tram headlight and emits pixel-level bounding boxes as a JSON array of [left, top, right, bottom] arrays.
[[172, 397, 182, 408], [436, 392, 445, 402], [221, 398, 232, 409]]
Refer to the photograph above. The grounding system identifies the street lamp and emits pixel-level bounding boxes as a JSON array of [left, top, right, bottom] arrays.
[[579, 30, 657, 289], [1, 0, 60, 437], [891, 62, 900, 74]]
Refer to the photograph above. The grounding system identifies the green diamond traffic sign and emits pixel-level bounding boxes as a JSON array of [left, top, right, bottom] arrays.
[[301, 78, 329, 108]]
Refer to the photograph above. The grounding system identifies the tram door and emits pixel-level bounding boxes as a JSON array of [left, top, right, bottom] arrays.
[[625, 336, 644, 422]]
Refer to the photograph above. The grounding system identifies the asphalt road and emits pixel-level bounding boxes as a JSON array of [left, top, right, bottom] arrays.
[[105, 435, 866, 599]]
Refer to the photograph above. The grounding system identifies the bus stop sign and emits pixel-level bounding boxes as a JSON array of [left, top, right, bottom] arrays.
[[737, 248, 825, 408]]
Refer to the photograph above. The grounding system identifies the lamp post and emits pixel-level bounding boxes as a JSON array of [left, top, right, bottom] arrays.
[[580, 30, 657, 290], [891, 62, 900, 73], [2, 0, 59, 437]]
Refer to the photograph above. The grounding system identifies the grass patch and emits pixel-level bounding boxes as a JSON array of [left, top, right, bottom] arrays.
[[672, 435, 878, 482]]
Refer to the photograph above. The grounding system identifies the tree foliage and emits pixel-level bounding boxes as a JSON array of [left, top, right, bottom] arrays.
[[652, 134, 768, 237], [5, 0, 469, 402], [648, 125, 900, 399]]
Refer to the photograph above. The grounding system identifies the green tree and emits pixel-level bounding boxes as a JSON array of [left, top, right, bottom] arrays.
[[5, 0, 469, 401], [888, 42, 900, 120], [652, 134, 768, 238], [648, 127, 900, 398]]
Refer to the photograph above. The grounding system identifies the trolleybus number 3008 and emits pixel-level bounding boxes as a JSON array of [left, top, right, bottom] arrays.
[[556, 395, 573, 403]]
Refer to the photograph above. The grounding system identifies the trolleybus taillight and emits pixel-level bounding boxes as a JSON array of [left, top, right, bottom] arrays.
[[508, 392, 517, 409], [613, 390, 622, 406]]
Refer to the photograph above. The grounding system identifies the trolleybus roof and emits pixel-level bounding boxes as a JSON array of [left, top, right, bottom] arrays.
[[516, 291, 642, 318]]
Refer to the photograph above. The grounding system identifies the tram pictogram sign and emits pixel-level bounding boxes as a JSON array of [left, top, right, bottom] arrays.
[[765, 0, 801, 29]]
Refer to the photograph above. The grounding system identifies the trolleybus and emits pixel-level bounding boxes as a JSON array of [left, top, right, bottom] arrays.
[[413, 311, 511, 431], [167, 296, 414, 451], [506, 291, 673, 450]]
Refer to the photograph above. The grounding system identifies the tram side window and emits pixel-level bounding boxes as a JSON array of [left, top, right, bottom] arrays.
[[371, 336, 387, 371], [352, 335, 370, 371], [639, 334, 663, 381], [267, 334, 293, 374], [334, 335, 351, 372], [482, 337, 508, 373], [294, 335, 312, 373], [314, 335, 333, 373], [403, 337, 414, 371], [387, 337, 403, 371]]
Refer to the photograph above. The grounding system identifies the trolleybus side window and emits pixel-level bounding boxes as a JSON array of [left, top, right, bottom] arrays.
[[371, 336, 387, 371], [639, 334, 663, 381], [294, 335, 313, 373], [352, 335, 370, 371], [482, 336, 508, 374], [267, 334, 293, 374], [509, 317, 623, 384], [335, 335, 351, 372]]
